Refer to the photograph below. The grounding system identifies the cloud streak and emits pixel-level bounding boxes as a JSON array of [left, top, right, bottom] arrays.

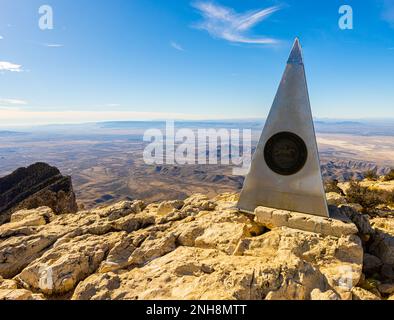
[[170, 41, 185, 51], [0, 61, 23, 72], [192, 1, 281, 45], [44, 43, 64, 48], [0, 98, 28, 106]]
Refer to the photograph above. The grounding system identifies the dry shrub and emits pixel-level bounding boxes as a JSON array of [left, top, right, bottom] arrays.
[[364, 169, 378, 181], [346, 181, 382, 210], [324, 179, 344, 195], [383, 169, 394, 182]]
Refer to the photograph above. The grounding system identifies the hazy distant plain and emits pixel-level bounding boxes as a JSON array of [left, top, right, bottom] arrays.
[[1, 120, 393, 208]]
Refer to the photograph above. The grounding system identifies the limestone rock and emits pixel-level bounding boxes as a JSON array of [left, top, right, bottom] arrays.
[[326, 192, 347, 206], [0, 277, 18, 289], [310, 288, 340, 300], [352, 287, 381, 300], [255, 206, 358, 237], [128, 233, 177, 267], [0, 207, 56, 239], [157, 200, 184, 216], [92, 200, 145, 221], [71, 273, 121, 300], [0, 232, 60, 278], [11, 206, 55, 224], [16, 233, 120, 295], [369, 218, 394, 265], [0, 289, 45, 300], [74, 246, 322, 300], [194, 222, 251, 255], [98, 233, 143, 273], [182, 194, 217, 213], [111, 212, 155, 233], [0, 192, 366, 300], [73, 224, 363, 300]]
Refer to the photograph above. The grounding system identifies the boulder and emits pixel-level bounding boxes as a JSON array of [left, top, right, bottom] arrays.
[[0, 232, 60, 278], [369, 218, 394, 265], [310, 289, 340, 300], [351, 287, 381, 300], [0, 277, 18, 290], [92, 200, 145, 220], [157, 200, 184, 216], [0, 289, 45, 300], [326, 193, 347, 206], [15, 233, 121, 295]]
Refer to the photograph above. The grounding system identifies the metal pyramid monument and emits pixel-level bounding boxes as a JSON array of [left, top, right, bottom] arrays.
[[237, 38, 329, 217]]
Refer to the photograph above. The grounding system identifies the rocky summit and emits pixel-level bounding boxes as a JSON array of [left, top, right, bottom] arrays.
[[0, 188, 393, 301], [0, 163, 78, 225]]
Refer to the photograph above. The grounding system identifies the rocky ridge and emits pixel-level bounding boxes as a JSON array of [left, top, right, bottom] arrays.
[[0, 184, 393, 300], [0, 163, 78, 225]]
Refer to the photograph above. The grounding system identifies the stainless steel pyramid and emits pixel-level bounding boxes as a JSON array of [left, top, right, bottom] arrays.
[[237, 38, 329, 217]]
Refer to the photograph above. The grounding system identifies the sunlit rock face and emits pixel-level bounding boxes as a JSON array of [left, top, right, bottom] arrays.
[[0, 163, 78, 226], [3, 192, 384, 301]]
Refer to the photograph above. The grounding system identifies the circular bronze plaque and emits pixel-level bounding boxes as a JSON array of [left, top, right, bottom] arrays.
[[264, 132, 308, 176]]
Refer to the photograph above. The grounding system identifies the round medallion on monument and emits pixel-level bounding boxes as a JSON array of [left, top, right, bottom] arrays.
[[264, 132, 308, 176]]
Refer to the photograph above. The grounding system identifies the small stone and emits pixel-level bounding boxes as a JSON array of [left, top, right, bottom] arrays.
[[326, 193, 347, 206], [310, 289, 340, 300], [352, 287, 381, 300], [0, 289, 37, 300], [157, 201, 184, 216]]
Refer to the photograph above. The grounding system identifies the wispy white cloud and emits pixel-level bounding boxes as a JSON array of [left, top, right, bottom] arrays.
[[106, 103, 121, 107], [0, 98, 28, 106], [192, 1, 281, 45], [170, 41, 185, 51], [0, 36, 3, 40], [44, 43, 64, 48], [0, 61, 23, 72], [382, 0, 394, 26]]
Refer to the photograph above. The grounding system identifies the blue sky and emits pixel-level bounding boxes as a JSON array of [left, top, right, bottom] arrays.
[[0, 0, 393, 125]]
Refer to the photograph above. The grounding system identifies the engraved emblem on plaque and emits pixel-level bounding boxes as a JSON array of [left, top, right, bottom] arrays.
[[264, 132, 308, 176]]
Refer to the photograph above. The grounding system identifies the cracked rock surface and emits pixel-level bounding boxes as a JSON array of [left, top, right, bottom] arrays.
[[0, 193, 391, 300]]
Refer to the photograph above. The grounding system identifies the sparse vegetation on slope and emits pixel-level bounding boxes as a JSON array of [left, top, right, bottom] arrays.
[[383, 169, 394, 182], [346, 181, 394, 211], [364, 169, 379, 181]]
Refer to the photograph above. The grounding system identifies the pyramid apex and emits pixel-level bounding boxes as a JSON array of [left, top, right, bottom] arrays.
[[287, 38, 303, 65]]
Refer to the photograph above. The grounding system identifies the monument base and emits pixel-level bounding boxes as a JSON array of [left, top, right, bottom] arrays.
[[254, 206, 358, 238]]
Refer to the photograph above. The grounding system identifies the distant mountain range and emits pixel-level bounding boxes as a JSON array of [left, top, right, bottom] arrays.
[[0, 131, 28, 137]]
